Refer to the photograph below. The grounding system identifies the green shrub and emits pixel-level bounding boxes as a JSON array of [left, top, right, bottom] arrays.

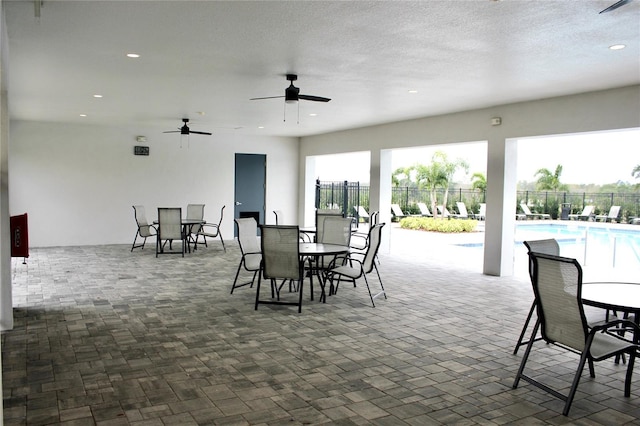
[[399, 217, 478, 233]]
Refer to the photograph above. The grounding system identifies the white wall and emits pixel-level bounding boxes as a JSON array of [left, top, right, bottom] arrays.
[[9, 121, 299, 247], [298, 85, 640, 276]]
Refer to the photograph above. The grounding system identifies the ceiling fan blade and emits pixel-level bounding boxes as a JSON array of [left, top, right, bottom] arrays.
[[163, 130, 180, 133], [250, 96, 285, 101], [599, 0, 632, 13], [299, 94, 331, 102], [189, 130, 212, 135]]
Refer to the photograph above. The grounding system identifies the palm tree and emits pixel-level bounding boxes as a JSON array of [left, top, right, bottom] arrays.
[[632, 165, 640, 180], [413, 151, 468, 218], [535, 164, 568, 191], [471, 172, 487, 192]]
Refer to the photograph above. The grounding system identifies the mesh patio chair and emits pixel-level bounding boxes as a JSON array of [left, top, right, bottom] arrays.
[[326, 223, 387, 307], [131, 205, 157, 251], [315, 209, 343, 243], [255, 225, 305, 313], [156, 207, 185, 257], [231, 217, 261, 294], [515, 239, 618, 355], [194, 205, 226, 251], [514, 239, 561, 354], [186, 203, 205, 247], [513, 252, 638, 416]]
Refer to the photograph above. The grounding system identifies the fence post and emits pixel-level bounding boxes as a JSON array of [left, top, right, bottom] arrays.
[[315, 178, 320, 209], [343, 180, 349, 217]]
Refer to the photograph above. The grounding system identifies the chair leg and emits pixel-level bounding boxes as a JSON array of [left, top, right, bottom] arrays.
[[513, 318, 540, 389], [514, 300, 538, 355], [297, 278, 303, 313], [624, 349, 635, 397], [231, 261, 244, 294], [563, 350, 589, 416], [254, 269, 263, 310], [373, 264, 387, 300], [219, 233, 225, 252]]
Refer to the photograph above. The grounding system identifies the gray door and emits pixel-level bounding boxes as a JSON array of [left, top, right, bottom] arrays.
[[234, 153, 266, 236]]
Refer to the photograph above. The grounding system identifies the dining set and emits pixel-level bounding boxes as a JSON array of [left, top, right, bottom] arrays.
[[131, 204, 225, 257], [512, 238, 640, 416], [233, 209, 387, 313]]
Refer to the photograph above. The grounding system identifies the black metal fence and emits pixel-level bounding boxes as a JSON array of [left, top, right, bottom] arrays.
[[316, 180, 640, 221]]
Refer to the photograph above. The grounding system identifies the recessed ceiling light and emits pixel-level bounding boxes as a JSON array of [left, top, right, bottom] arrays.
[[258, 126, 265, 129], [126, 53, 140, 58], [609, 44, 626, 50], [93, 94, 103, 98], [408, 90, 418, 94], [79, 114, 87, 117], [309, 113, 318, 117]]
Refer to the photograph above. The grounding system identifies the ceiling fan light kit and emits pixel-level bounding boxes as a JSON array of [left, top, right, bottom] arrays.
[[251, 73, 331, 123]]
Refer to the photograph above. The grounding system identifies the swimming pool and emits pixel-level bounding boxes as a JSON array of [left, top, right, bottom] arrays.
[[462, 222, 640, 272]]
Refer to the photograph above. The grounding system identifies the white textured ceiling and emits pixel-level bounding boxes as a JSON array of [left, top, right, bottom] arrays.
[[4, 0, 640, 137]]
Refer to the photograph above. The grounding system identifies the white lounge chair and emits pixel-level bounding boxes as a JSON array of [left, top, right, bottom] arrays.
[[390, 204, 406, 221], [416, 202, 432, 217], [456, 202, 471, 219], [596, 205, 621, 222], [476, 203, 486, 220], [520, 203, 550, 220], [568, 205, 594, 221]]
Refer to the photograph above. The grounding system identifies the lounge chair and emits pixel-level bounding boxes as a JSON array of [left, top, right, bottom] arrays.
[[437, 205, 456, 218], [568, 205, 594, 221], [354, 206, 370, 223], [476, 203, 486, 221], [390, 204, 406, 221], [520, 203, 550, 220], [456, 202, 471, 219], [595, 205, 621, 222], [416, 202, 432, 217]]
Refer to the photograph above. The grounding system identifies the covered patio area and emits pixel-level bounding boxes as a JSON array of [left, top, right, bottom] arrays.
[[2, 227, 637, 424]]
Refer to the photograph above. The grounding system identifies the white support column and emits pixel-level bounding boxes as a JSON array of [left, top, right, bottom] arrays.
[[368, 149, 392, 253], [483, 137, 518, 276]]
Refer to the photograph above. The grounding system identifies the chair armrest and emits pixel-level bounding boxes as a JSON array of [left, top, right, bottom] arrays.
[[590, 319, 640, 343], [196, 223, 220, 237]]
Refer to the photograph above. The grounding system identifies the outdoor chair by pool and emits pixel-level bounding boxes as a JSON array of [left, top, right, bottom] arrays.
[[327, 223, 387, 307], [131, 205, 157, 251], [520, 203, 551, 220], [456, 202, 471, 219], [156, 207, 185, 257], [515, 239, 617, 355], [354, 206, 370, 223], [476, 203, 486, 220], [568, 205, 594, 221], [416, 202, 432, 217], [595, 205, 621, 222], [194, 205, 226, 251], [390, 204, 406, 221], [255, 225, 305, 313], [437, 205, 456, 218], [513, 252, 638, 416], [514, 239, 561, 354], [231, 217, 261, 294]]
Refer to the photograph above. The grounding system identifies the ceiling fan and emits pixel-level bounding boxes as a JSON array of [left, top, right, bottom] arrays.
[[250, 74, 331, 103], [163, 118, 212, 136], [599, 0, 633, 13]]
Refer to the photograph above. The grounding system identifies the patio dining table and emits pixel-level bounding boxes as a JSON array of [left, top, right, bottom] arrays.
[[582, 281, 640, 342], [300, 242, 350, 303]]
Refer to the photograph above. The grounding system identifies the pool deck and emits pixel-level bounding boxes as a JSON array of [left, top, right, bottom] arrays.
[[385, 219, 640, 282]]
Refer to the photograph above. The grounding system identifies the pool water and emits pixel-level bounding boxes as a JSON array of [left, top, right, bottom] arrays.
[[461, 222, 640, 275]]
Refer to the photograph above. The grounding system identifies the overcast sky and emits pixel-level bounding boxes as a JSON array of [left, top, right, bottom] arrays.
[[314, 129, 640, 185]]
